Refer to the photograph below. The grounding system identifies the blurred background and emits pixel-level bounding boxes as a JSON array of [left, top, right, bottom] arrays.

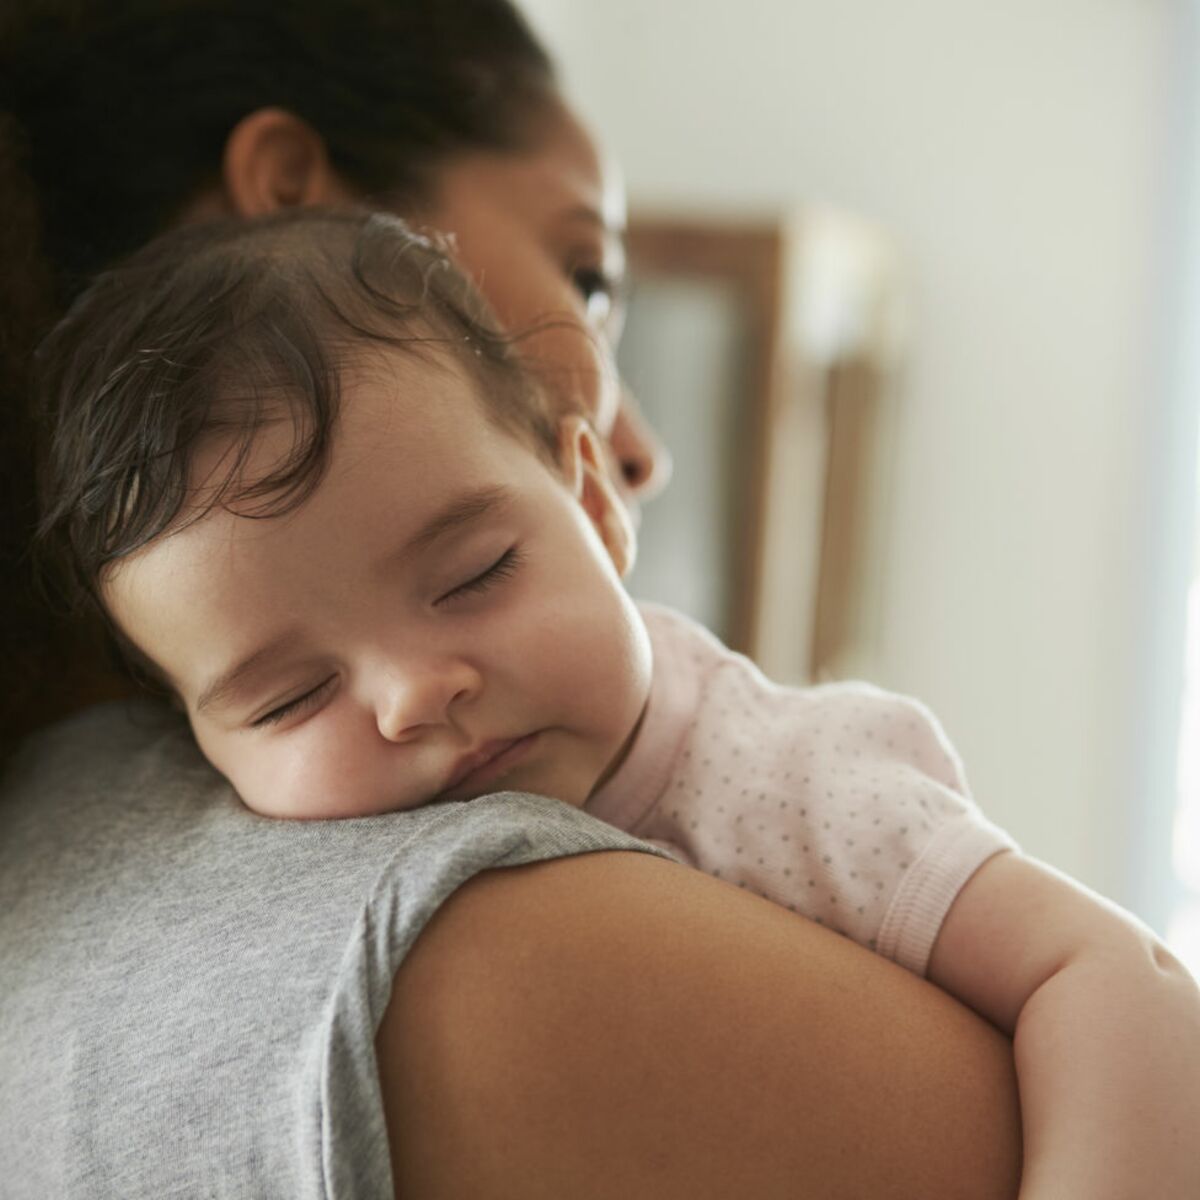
[[518, 0, 1200, 967]]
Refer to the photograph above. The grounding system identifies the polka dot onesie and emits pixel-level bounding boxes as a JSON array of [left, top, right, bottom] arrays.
[[585, 603, 1018, 976]]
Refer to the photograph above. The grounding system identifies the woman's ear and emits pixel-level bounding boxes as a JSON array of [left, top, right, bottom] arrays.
[[222, 108, 356, 217], [558, 416, 637, 578]]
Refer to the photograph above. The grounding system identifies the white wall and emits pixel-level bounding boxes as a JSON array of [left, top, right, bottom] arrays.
[[519, 0, 1193, 922]]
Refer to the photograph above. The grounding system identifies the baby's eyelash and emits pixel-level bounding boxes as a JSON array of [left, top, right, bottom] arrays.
[[251, 676, 334, 729], [438, 547, 523, 605]]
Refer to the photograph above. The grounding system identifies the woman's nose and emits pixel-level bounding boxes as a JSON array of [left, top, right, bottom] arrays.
[[612, 388, 672, 502], [373, 657, 482, 743]]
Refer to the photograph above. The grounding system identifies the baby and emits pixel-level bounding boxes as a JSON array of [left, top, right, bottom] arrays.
[[37, 210, 1200, 1199]]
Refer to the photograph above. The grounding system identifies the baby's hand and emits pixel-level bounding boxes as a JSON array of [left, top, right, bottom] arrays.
[[928, 851, 1200, 1200]]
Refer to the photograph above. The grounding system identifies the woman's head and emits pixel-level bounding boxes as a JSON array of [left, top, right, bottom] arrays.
[[2, 0, 667, 498], [3, 0, 555, 289]]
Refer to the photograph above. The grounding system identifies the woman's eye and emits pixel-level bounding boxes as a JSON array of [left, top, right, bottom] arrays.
[[572, 266, 618, 326], [251, 677, 335, 729], [437, 547, 523, 606], [572, 266, 613, 302]]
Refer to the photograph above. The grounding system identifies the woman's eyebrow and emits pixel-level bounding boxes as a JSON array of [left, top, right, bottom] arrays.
[[564, 204, 605, 229], [401, 484, 516, 558], [569, 211, 627, 259], [564, 203, 624, 237]]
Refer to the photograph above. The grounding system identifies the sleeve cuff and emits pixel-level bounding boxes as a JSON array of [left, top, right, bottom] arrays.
[[876, 817, 1019, 976]]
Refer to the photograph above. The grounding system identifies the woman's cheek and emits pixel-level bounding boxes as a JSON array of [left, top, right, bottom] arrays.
[[456, 232, 620, 432], [519, 316, 620, 435]]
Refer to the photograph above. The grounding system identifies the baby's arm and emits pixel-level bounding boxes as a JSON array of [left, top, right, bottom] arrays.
[[928, 850, 1200, 1200]]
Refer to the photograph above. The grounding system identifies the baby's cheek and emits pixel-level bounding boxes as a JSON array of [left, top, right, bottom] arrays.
[[552, 595, 650, 744], [270, 730, 386, 820], [227, 751, 317, 820], [191, 727, 274, 818], [220, 728, 365, 820]]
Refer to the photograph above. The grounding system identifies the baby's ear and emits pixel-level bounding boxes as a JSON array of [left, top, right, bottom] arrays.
[[557, 415, 636, 578]]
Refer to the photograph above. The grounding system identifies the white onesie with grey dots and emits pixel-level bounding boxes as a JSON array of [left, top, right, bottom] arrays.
[[585, 603, 1018, 976]]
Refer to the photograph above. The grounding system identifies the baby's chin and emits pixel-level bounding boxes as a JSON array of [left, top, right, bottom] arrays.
[[233, 791, 419, 821], [226, 773, 425, 821], [199, 740, 422, 821]]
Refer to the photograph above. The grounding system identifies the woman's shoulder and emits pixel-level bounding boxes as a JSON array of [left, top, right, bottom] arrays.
[[3, 698, 208, 805], [0, 701, 665, 924], [0, 700, 666, 1198], [377, 848, 1023, 1199]]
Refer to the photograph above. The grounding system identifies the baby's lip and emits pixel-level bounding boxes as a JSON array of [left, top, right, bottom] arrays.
[[440, 734, 537, 798]]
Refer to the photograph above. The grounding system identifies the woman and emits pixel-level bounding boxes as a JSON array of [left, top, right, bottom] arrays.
[[0, 2, 1022, 1194]]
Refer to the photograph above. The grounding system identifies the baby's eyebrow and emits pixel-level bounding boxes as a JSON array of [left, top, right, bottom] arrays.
[[196, 627, 306, 717], [400, 484, 516, 558]]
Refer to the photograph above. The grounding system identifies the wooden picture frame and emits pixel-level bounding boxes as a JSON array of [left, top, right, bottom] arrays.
[[619, 210, 906, 682]]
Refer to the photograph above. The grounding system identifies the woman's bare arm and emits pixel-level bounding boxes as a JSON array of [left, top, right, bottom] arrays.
[[377, 850, 1022, 1199]]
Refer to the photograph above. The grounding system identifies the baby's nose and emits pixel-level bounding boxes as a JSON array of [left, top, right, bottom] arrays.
[[374, 658, 481, 743]]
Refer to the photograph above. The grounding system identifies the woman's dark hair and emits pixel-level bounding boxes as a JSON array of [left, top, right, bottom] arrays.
[[35, 209, 559, 661], [0, 0, 558, 748], [2, 0, 555, 301]]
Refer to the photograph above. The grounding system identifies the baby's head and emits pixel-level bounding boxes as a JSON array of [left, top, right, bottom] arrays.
[[36, 211, 651, 817]]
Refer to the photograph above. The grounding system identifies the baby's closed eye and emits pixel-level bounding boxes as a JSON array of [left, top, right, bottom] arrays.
[[250, 676, 337, 729], [435, 546, 524, 607]]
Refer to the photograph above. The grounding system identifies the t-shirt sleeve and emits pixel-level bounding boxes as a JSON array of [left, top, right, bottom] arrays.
[[314, 792, 675, 1198], [0, 702, 674, 1199]]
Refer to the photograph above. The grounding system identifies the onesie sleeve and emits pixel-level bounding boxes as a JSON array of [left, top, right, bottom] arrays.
[[782, 683, 1018, 976], [854, 688, 1019, 974], [634, 652, 1018, 978]]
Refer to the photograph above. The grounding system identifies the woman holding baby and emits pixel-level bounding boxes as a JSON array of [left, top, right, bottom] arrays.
[[0, 2, 1023, 1195]]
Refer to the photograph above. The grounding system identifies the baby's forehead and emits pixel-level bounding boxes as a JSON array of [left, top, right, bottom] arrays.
[[201, 345, 539, 506], [100, 373, 551, 677], [334, 340, 559, 464], [103, 340, 553, 619], [336, 343, 526, 445], [194, 342, 485, 483]]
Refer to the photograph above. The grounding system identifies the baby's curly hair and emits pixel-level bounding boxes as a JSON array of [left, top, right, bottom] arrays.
[[34, 209, 559, 633]]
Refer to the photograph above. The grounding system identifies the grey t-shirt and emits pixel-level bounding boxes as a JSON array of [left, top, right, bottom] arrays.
[[0, 702, 667, 1198]]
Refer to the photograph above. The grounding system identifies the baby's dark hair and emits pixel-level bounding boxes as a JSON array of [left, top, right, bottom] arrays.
[[34, 209, 559, 641]]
